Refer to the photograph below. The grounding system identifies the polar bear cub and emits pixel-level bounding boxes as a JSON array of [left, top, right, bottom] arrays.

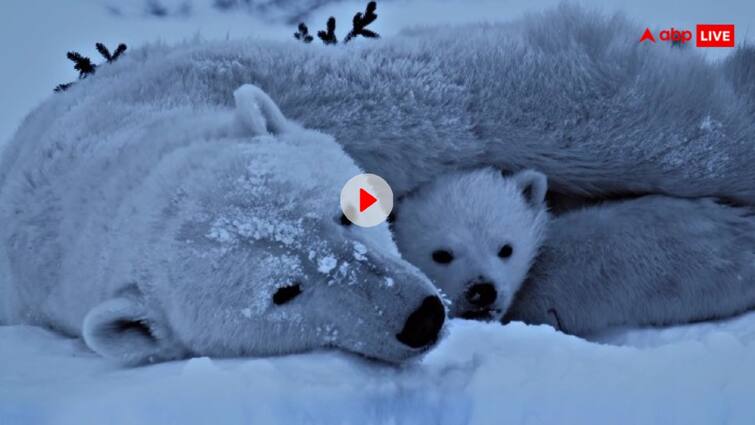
[[393, 168, 755, 333], [393, 168, 549, 320]]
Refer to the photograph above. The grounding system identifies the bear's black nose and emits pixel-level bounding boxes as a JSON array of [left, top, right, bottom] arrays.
[[396, 296, 445, 349], [465, 282, 497, 307]]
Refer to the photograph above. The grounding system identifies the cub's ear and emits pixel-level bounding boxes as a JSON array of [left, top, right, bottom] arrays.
[[512, 169, 547, 206], [83, 297, 183, 364], [233, 84, 290, 136]]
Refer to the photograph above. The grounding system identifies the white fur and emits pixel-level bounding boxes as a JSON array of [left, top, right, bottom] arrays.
[[0, 84, 441, 364], [393, 168, 549, 319], [506, 196, 755, 335], [234, 84, 290, 135], [5, 5, 751, 205]]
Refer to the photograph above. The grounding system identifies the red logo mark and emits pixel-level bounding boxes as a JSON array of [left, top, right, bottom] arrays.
[[640, 28, 656, 43], [359, 188, 378, 212], [696, 24, 735, 48], [640, 28, 692, 44]]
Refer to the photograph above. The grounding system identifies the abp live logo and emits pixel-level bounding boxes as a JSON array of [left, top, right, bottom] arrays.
[[696, 24, 735, 47], [640, 24, 735, 48]]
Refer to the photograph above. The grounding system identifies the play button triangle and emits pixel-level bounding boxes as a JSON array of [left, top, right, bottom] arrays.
[[359, 188, 378, 212]]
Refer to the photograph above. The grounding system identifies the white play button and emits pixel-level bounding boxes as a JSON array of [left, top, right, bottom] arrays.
[[340, 174, 393, 227]]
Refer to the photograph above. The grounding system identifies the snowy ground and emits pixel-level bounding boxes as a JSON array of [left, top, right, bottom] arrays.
[[2, 1, 755, 424], [2, 314, 755, 424]]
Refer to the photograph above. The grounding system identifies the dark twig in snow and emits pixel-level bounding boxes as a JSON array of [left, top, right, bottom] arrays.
[[97, 43, 128, 62], [67, 52, 97, 79], [54, 82, 74, 92], [318, 17, 338, 45], [293, 1, 379, 46], [96, 43, 112, 61], [55, 42, 128, 92], [96, 43, 128, 62], [294, 23, 314, 43], [344, 1, 379, 43]]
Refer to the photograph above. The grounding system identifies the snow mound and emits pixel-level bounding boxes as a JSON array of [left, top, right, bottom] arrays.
[[2, 314, 755, 425]]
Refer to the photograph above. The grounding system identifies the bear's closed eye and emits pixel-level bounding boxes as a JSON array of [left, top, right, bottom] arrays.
[[273, 283, 302, 305], [432, 250, 454, 264]]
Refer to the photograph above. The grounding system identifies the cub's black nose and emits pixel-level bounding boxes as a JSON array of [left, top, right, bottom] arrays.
[[396, 296, 445, 349], [465, 282, 497, 307]]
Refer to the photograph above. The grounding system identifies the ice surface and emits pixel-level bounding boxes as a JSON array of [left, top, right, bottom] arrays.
[[2, 314, 755, 424]]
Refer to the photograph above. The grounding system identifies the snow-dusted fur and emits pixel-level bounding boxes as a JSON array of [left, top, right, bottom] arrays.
[[0, 83, 443, 364], [393, 169, 549, 320], [5, 5, 751, 205], [724, 45, 755, 115], [504, 196, 755, 335]]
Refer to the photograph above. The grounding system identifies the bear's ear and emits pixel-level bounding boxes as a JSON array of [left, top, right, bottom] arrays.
[[512, 169, 547, 206], [82, 297, 182, 364], [233, 84, 290, 136]]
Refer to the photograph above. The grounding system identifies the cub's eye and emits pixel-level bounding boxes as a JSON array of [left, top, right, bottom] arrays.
[[432, 249, 454, 264], [339, 213, 352, 227], [273, 283, 302, 305], [498, 244, 513, 259]]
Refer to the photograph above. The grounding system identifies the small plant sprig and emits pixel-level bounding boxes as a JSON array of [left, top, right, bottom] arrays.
[[54, 82, 74, 92], [293, 1, 379, 46], [54, 42, 128, 92], [344, 1, 379, 43], [318, 17, 338, 45], [96, 42, 128, 63], [294, 23, 314, 43], [67, 52, 97, 79]]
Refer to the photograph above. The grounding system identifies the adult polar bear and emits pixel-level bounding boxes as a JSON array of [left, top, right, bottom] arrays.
[[8, 5, 751, 205], [0, 84, 445, 364]]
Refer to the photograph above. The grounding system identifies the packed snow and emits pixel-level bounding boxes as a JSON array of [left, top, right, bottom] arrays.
[[2, 314, 755, 424]]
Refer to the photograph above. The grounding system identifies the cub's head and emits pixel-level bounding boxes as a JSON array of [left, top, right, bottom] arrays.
[[82, 85, 444, 364], [392, 168, 549, 321]]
